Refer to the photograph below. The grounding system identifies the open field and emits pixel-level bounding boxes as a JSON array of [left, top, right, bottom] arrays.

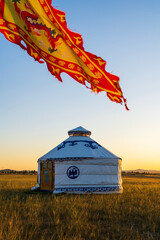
[[0, 175, 160, 240]]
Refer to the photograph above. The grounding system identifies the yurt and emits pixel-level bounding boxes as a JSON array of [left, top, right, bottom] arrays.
[[33, 126, 123, 194]]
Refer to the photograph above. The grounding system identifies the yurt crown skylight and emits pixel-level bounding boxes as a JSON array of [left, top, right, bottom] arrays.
[[68, 126, 91, 137]]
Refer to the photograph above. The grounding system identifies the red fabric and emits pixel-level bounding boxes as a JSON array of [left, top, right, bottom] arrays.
[[0, 0, 128, 110]]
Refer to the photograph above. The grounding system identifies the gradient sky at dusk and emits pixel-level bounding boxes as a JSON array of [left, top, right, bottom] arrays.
[[0, 0, 160, 170]]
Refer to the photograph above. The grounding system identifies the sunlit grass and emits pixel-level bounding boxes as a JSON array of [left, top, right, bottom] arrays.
[[0, 174, 160, 240]]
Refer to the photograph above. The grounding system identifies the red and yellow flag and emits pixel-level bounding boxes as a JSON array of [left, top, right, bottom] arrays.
[[0, 0, 128, 109]]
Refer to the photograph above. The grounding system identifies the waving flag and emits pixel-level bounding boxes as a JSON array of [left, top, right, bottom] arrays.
[[0, 0, 128, 110]]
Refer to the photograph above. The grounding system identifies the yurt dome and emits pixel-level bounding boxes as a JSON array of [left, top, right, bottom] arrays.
[[39, 126, 120, 161], [34, 127, 123, 194]]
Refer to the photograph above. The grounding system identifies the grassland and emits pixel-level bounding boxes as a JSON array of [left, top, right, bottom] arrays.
[[0, 174, 160, 240]]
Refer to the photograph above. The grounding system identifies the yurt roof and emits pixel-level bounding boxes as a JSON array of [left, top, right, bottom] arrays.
[[38, 127, 121, 161]]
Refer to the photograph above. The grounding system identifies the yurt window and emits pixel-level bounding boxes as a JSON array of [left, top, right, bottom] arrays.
[[43, 162, 47, 169], [48, 161, 52, 170]]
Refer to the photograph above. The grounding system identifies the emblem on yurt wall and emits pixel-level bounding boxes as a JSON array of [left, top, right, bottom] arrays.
[[67, 166, 80, 179]]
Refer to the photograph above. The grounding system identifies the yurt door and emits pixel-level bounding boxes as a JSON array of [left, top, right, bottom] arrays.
[[40, 161, 55, 191]]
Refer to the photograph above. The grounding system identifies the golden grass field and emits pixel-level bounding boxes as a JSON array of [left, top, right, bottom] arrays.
[[0, 174, 160, 240]]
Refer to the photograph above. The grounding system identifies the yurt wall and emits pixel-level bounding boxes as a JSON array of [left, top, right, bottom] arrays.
[[54, 158, 122, 189]]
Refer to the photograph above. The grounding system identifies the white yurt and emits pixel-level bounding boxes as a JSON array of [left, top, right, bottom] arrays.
[[34, 126, 123, 194]]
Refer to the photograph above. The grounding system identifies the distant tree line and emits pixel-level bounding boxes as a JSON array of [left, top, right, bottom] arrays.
[[122, 171, 160, 176], [0, 170, 37, 175]]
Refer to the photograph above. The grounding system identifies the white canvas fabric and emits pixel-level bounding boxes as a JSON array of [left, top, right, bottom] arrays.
[[38, 136, 120, 160], [52, 159, 122, 194]]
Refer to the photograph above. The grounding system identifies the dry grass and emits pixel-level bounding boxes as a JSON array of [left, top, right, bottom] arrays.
[[0, 174, 160, 240]]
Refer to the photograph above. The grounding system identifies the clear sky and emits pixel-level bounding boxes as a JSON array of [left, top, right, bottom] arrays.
[[0, 0, 160, 170]]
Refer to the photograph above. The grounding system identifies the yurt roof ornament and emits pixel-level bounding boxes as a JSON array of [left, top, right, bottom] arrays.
[[68, 126, 91, 137]]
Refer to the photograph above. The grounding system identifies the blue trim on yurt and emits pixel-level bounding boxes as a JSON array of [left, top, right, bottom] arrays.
[[57, 140, 101, 150], [54, 186, 122, 193]]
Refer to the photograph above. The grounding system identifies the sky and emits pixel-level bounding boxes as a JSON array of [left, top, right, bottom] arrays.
[[0, 0, 160, 171]]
